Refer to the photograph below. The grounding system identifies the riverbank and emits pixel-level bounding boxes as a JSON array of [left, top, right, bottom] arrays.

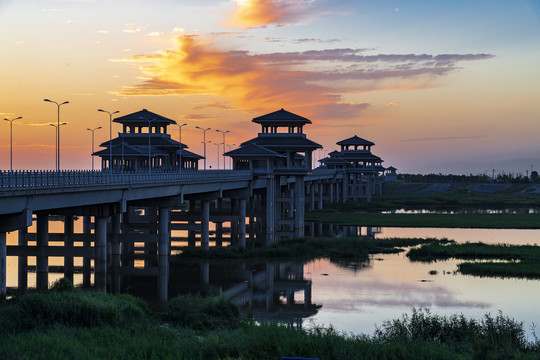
[[1, 283, 539, 359]]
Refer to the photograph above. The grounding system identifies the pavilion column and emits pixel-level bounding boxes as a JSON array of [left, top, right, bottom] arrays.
[[36, 213, 49, 291], [0, 232, 6, 294], [158, 207, 170, 302], [94, 216, 108, 292], [353, 174, 358, 201], [366, 176, 372, 203], [239, 198, 247, 248], [201, 200, 210, 250], [329, 181, 335, 204], [64, 215, 74, 282], [309, 183, 315, 211], [110, 213, 122, 294], [18, 227, 28, 290], [294, 176, 305, 238]]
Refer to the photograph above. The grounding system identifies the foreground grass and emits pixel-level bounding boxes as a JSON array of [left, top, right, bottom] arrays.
[[1, 284, 539, 359], [176, 236, 436, 262], [306, 211, 540, 228]]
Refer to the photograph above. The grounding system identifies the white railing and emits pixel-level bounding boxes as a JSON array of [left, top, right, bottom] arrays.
[[0, 170, 253, 191]]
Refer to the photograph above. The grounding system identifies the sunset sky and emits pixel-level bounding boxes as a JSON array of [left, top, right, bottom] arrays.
[[1, 0, 539, 173]]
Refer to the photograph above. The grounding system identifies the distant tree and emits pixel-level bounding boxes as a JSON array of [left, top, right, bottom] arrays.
[[531, 170, 539, 182]]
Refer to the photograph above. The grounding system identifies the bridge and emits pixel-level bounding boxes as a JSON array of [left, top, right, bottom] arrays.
[[0, 108, 388, 298]]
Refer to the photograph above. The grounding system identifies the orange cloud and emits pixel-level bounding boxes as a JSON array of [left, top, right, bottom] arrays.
[[111, 35, 492, 124], [226, 0, 314, 28]]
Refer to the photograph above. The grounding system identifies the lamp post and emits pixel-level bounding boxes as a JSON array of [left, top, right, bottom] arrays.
[[44, 99, 69, 171], [4, 116, 22, 172], [86, 126, 102, 171], [50, 122, 67, 170], [195, 126, 211, 170], [215, 129, 229, 169], [213, 142, 223, 170], [97, 109, 119, 172], [174, 123, 188, 174]]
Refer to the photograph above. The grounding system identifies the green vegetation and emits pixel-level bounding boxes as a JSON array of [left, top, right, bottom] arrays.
[[407, 241, 540, 262], [306, 211, 540, 228], [177, 236, 436, 262], [407, 241, 540, 279], [458, 261, 540, 279], [1, 283, 539, 359]]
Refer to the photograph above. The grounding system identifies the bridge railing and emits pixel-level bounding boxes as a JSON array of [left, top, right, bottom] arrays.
[[0, 170, 253, 191]]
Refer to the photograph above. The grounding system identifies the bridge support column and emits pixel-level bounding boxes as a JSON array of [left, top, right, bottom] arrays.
[[230, 199, 239, 246], [200, 262, 209, 286], [353, 174, 358, 201], [188, 201, 196, 247], [342, 173, 348, 203], [366, 176, 372, 203], [239, 199, 247, 248], [318, 183, 324, 210], [329, 181, 335, 204], [201, 200, 210, 250], [266, 177, 275, 246], [309, 183, 315, 211], [0, 232, 6, 294], [83, 216, 92, 287], [294, 176, 305, 238], [158, 207, 170, 302], [36, 213, 49, 291], [18, 227, 28, 290], [110, 214, 121, 294], [95, 216, 108, 292], [64, 215, 74, 282]]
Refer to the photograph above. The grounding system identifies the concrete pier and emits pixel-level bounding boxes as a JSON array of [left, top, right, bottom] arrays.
[[94, 216, 108, 292], [36, 213, 49, 291], [158, 206, 170, 302], [0, 232, 6, 294]]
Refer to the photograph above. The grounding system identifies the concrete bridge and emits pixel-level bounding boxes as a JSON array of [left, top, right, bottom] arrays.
[[0, 108, 388, 298], [0, 167, 358, 297]]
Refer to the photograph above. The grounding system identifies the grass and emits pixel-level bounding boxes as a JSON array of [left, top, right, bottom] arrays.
[[458, 261, 540, 279], [407, 241, 540, 279], [306, 211, 540, 228], [176, 236, 437, 262], [407, 241, 540, 262], [1, 286, 540, 359]]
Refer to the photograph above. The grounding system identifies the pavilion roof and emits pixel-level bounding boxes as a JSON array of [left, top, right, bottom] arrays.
[[252, 108, 312, 126], [93, 144, 167, 157], [113, 109, 176, 125], [177, 148, 204, 160], [241, 136, 322, 150], [339, 152, 383, 162], [100, 134, 187, 148], [225, 143, 285, 158], [336, 135, 374, 146]]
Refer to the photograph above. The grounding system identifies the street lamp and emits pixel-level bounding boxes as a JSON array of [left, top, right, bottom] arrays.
[[3, 116, 22, 172], [86, 126, 102, 171], [195, 126, 211, 170], [215, 129, 229, 169], [44, 99, 69, 171], [174, 123, 188, 174], [213, 142, 223, 170], [97, 109, 119, 172], [50, 122, 67, 170]]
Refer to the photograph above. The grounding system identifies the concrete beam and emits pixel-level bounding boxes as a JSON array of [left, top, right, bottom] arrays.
[[0, 209, 32, 232]]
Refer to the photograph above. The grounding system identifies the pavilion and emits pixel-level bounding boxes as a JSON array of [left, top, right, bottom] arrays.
[[93, 109, 202, 172]]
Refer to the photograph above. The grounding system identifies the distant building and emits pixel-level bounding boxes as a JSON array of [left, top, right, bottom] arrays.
[[385, 166, 398, 182], [93, 109, 202, 171]]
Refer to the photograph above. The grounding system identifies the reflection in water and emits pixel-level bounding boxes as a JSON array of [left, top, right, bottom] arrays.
[[5, 219, 540, 338]]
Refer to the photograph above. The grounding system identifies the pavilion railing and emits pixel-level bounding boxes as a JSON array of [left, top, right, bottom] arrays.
[[0, 170, 253, 191]]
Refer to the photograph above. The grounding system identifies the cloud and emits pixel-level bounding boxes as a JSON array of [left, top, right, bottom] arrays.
[[225, 0, 318, 28], [385, 102, 398, 108], [123, 27, 142, 33], [111, 35, 494, 123], [191, 102, 235, 111], [402, 136, 485, 143], [146, 31, 161, 37]]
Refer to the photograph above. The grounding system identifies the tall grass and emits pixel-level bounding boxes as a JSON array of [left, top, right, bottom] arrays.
[[1, 289, 540, 359]]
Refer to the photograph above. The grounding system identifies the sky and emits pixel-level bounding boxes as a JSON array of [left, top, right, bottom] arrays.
[[1, 0, 539, 174]]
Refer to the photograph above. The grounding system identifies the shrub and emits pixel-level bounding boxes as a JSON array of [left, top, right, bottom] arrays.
[[167, 294, 241, 330]]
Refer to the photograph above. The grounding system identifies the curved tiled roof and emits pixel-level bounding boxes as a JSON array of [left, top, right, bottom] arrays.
[[241, 136, 322, 150], [113, 109, 176, 125], [336, 135, 374, 146], [252, 108, 312, 125], [224, 143, 285, 158]]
